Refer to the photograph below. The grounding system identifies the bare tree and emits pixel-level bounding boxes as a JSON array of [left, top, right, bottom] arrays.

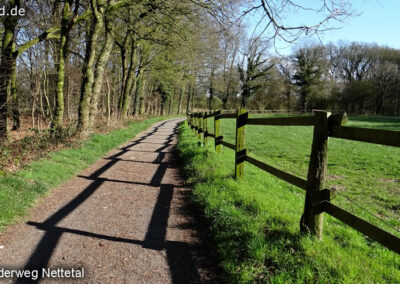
[[238, 38, 273, 108], [239, 1, 354, 46]]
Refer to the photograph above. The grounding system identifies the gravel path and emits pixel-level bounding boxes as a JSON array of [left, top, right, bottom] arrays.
[[0, 119, 216, 283]]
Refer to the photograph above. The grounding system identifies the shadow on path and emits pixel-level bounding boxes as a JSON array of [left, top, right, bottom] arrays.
[[17, 119, 205, 284]]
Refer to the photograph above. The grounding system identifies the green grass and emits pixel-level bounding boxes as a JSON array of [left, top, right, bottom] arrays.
[[0, 117, 165, 229], [205, 114, 400, 236], [178, 117, 400, 283]]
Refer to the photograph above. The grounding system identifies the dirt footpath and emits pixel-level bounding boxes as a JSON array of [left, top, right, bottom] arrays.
[[0, 119, 217, 283]]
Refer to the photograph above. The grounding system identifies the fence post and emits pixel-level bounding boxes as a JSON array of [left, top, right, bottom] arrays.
[[300, 110, 331, 239], [194, 113, 198, 136], [198, 112, 203, 141], [235, 109, 248, 178], [203, 111, 208, 145], [192, 113, 195, 132], [214, 110, 222, 153]]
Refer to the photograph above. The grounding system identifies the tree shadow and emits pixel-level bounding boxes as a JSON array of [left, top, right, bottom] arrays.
[[16, 119, 208, 283]]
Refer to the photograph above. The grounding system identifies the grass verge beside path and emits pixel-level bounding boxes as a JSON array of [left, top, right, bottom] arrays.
[[177, 121, 400, 283], [0, 117, 165, 230]]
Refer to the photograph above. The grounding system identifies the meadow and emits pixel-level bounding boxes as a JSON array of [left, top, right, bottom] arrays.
[[210, 114, 400, 236], [178, 114, 400, 282]]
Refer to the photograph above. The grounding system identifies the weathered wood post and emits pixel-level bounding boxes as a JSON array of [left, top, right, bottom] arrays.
[[194, 113, 198, 136], [235, 109, 248, 178], [192, 113, 195, 132], [214, 110, 222, 153], [198, 112, 203, 141], [203, 111, 208, 145], [300, 110, 331, 239]]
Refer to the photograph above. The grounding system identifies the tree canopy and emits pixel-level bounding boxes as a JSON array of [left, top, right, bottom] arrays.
[[2, 0, 399, 145]]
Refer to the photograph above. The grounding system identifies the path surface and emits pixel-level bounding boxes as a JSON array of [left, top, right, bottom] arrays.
[[0, 119, 216, 283]]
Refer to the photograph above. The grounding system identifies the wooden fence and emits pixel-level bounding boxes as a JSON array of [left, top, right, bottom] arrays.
[[186, 110, 400, 254]]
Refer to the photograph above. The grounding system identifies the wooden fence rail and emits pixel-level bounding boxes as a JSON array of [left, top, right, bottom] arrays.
[[246, 115, 315, 126], [186, 110, 400, 255], [245, 156, 308, 190]]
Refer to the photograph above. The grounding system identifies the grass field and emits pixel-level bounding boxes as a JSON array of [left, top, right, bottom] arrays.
[[0, 117, 165, 230], [208, 114, 400, 236], [179, 114, 400, 282]]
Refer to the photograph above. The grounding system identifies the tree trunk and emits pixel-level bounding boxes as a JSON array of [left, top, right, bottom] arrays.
[[177, 84, 184, 114], [133, 68, 144, 115], [286, 90, 291, 113], [117, 34, 129, 112], [139, 97, 144, 115], [43, 71, 53, 121], [376, 95, 383, 115], [161, 95, 167, 116], [222, 88, 229, 109], [209, 68, 215, 110], [0, 1, 20, 143], [119, 40, 137, 119], [89, 5, 114, 131], [187, 75, 195, 113], [11, 42, 19, 130], [397, 94, 400, 115], [66, 76, 71, 121], [78, 0, 105, 136], [186, 82, 191, 114], [52, 0, 73, 130], [168, 95, 172, 115], [104, 76, 110, 126]]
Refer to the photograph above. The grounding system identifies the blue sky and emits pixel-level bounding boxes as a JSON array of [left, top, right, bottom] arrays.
[[245, 1, 400, 54]]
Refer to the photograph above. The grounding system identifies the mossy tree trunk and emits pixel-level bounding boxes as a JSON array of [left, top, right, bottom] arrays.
[[0, 0, 20, 143], [116, 33, 129, 113], [119, 36, 137, 119], [52, 0, 74, 130], [78, 0, 105, 136], [89, 2, 115, 131], [11, 42, 19, 131]]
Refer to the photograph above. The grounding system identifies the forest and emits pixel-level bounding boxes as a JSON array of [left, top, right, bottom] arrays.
[[1, 0, 399, 144]]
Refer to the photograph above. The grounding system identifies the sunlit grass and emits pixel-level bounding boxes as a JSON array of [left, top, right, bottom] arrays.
[[179, 118, 400, 283], [204, 114, 400, 236]]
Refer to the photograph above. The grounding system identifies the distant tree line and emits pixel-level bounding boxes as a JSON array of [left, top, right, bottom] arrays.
[[204, 40, 400, 115]]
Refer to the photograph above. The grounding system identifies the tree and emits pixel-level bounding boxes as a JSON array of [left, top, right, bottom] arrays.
[[238, 38, 273, 108], [277, 58, 296, 112], [371, 62, 399, 114], [339, 42, 374, 82], [51, 0, 80, 130], [0, 0, 368, 147], [292, 45, 327, 112], [241, 1, 354, 44], [220, 29, 241, 109], [0, 0, 21, 142]]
